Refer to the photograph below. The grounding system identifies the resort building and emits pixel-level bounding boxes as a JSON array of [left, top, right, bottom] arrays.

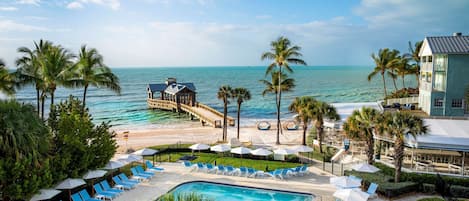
[[147, 78, 197, 106], [418, 32, 469, 117]]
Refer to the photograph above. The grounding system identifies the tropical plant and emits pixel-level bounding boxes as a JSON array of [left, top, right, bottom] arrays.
[[261, 36, 306, 144], [343, 107, 381, 164], [232, 87, 251, 139], [310, 100, 340, 153], [0, 59, 15, 95], [0, 100, 53, 200], [381, 112, 428, 182], [368, 48, 400, 98], [387, 49, 401, 91], [260, 70, 295, 144], [158, 192, 212, 201], [405, 41, 423, 88], [70, 45, 121, 109], [395, 56, 411, 89], [48, 96, 117, 181], [217, 85, 232, 142], [289, 96, 316, 145]]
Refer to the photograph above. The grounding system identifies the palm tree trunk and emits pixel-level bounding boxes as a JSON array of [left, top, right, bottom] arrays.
[[50, 90, 55, 106], [36, 87, 40, 116], [402, 75, 406, 89], [237, 103, 241, 139], [394, 139, 404, 183], [223, 100, 228, 142], [41, 94, 45, 120], [83, 84, 88, 112], [381, 73, 388, 98], [317, 126, 323, 153], [276, 68, 282, 145], [367, 136, 375, 164], [302, 123, 307, 145]]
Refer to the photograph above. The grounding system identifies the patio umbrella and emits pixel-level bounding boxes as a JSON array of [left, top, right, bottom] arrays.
[[352, 163, 380, 173], [83, 170, 107, 196], [333, 188, 369, 201], [273, 148, 298, 155], [103, 160, 125, 170], [30, 189, 61, 201], [231, 147, 252, 155], [330, 176, 361, 189], [251, 148, 273, 156], [210, 144, 231, 152], [189, 143, 210, 150], [117, 154, 142, 164], [55, 178, 86, 201], [294, 145, 314, 153], [132, 148, 159, 166]]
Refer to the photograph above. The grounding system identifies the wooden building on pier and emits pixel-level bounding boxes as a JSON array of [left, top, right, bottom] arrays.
[[147, 78, 196, 106]]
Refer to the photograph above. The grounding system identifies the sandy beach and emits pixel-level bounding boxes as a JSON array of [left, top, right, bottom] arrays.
[[114, 123, 305, 153]]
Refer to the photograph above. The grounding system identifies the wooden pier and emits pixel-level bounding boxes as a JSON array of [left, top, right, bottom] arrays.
[[147, 99, 235, 128]]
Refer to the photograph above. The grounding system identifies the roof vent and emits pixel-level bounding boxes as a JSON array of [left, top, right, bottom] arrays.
[[453, 32, 462, 36]]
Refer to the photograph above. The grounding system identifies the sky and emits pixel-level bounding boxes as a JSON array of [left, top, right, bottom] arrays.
[[1, 0, 469, 68]]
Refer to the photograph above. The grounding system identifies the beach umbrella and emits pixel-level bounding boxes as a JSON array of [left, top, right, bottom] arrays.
[[294, 145, 314, 153], [352, 163, 380, 173], [30, 189, 61, 201], [330, 176, 362, 189], [103, 160, 125, 170], [333, 188, 369, 201], [117, 154, 142, 164], [132, 148, 159, 166], [273, 148, 298, 155], [189, 143, 210, 150], [210, 144, 231, 152], [55, 178, 86, 201], [231, 147, 252, 155], [83, 170, 107, 180], [251, 148, 273, 156]]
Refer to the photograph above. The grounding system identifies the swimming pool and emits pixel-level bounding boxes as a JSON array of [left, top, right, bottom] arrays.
[[166, 181, 315, 201]]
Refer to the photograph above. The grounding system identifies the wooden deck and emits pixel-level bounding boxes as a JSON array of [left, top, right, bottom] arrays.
[[147, 99, 235, 128]]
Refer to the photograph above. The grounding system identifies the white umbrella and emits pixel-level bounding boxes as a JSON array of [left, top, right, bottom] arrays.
[[273, 148, 298, 155], [294, 145, 314, 153], [251, 148, 273, 156], [83, 170, 107, 180], [189, 143, 210, 150], [103, 160, 125, 170], [55, 178, 86, 201], [231, 147, 252, 155], [210, 144, 231, 152], [330, 176, 362, 189], [132, 148, 158, 156], [117, 154, 142, 163], [352, 163, 380, 173], [333, 188, 369, 201], [30, 189, 61, 201]]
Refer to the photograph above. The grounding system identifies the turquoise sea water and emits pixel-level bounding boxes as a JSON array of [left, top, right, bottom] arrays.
[[169, 181, 314, 201], [14, 66, 415, 130]]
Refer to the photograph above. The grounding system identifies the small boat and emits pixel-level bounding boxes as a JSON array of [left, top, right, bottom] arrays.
[[257, 121, 271, 130]]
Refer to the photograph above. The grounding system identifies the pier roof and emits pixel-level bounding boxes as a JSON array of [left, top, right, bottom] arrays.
[[148, 82, 196, 93]]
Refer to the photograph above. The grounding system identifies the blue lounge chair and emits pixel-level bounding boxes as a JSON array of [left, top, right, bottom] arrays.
[[196, 162, 206, 172], [247, 168, 259, 178], [349, 175, 363, 183], [225, 166, 236, 175], [79, 189, 101, 201], [299, 165, 309, 175], [71, 193, 83, 201], [289, 166, 302, 176], [145, 161, 164, 171], [266, 169, 283, 179], [135, 165, 155, 176], [130, 167, 151, 180], [182, 161, 196, 171], [280, 169, 291, 179], [206, 163, 216, 173], [101, 180, 124, 194], [118, 173, 140, 185], [93, 183, 118, 200], [112, 176, 136, 190], [238, 167, 247, 176], [366, 183, 379, 198], [217, 165, 226, 175]]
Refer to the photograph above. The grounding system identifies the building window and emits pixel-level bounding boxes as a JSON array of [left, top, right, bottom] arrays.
[[452, 99, 463, 108], [422, 56, 427, 63], [428, 56, 432, 62], [421, 73, 426, 81], [434, 98, 443, 108], [426, 72, 432, 82]]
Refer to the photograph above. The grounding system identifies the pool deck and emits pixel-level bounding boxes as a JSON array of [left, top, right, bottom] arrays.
[[113, 162, 433, 201]]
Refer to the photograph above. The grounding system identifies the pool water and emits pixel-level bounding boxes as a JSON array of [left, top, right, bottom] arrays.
[[169, 181, 314, 201]]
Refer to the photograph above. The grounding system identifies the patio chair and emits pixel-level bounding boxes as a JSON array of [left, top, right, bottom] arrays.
[[366, 183, 379, 198], [196, 162, 206, 172], [112, 176, 136, 190], [93, 183, 118, 200], [265, 169, 283, 179], [130, 168, 151, 180], [101, 180, 124, 194], [349, 175, 362, 183], [182, 161, 196, 171], [205, 163, 216, 173], [145, 161, 164, 172], [280, 169, 292, 179], [289, 166, 302, 176], [71, 193, 84, 201], [247, 168, 260, 178], [238, 167, 247, 176], [217, 165, 226, 175], [118, 173, 140, 185], [79, 189, 101, 201], [299, 165, 309, 175], [225, 166, 236, 175], [135, 165, 155, 176]]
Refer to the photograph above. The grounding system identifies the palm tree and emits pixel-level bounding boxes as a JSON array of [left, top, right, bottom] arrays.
[[343, 107, 380, 164], [261, 36, 307, 144], [217, 85, 232, 142], [70, 45, 121, 109], [405, 41, 423, 88], [289, 96, 315, 145], [368, 48, 400, 98], [40, 45, 75, 106], [387, 49, 400, 91], [0, 59, 15, 96], [260, 70, 295, 144], [232, 87, 251, 139], [310, 100, 340, 153], [395, 56, 411, 89], [381, 112, 428, 182]]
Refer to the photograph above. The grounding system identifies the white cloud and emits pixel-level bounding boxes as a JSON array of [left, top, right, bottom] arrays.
[[0, 19, 48, 32], [67, 1, 84, 9], [16, 0, 40, 6], [0, 7, 18, 11]]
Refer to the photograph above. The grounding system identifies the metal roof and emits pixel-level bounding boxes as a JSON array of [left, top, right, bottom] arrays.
[[148, 84, 167, 92], [148, 82, 196, 93], [426, 36, 469, 54]]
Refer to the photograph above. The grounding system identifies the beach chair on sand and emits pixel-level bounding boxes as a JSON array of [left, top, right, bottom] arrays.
[[101, 180, 124, 194], [71, 193, 83, 201], [145, 161, 164, 172], [112, 176, 136, 190], [79, 189, 101, 201], [366, 183, 379, 198]]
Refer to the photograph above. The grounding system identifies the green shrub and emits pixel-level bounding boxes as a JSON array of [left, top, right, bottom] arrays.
[[421, 183, 436, 194], [450, 185, 469, 198], [417, 198, 444, 201], [157, 192, 213, 201]]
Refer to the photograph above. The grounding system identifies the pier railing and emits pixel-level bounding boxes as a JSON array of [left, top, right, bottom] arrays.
[[384, 96, 419, 105], [197, 102, 235, 126]]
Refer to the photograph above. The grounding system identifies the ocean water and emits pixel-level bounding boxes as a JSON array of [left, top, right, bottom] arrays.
[[14, 66, 416, 130]]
